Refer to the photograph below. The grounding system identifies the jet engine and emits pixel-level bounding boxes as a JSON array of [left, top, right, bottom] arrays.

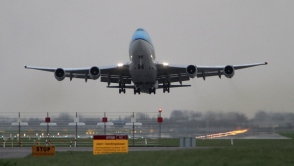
[[89, 66, 100, 80], [54, 68, 66, 81], [223, 65, 235, 78], [186, 65, 197, 78]]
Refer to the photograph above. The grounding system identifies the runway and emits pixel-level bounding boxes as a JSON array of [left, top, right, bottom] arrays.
[[215, 133, 291, 140]]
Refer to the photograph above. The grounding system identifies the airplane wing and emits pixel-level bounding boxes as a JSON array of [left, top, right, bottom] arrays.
[[156, 61, 268, 83], [24, 63, 131, 85], [25, 61, 267, 89]]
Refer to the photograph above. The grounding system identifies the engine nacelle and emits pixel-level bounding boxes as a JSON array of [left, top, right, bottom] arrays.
[[223, 65, 235, 78], [54, 68, 66, 81], [186, 65, 197, 78], [89, 66, 100, 80]]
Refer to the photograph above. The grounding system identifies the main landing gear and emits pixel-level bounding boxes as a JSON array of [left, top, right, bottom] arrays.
[[134, 87, 140, 95], [119, 83, 126, 94], [163, 83, 170, 93], [149, 87, 156, 94]]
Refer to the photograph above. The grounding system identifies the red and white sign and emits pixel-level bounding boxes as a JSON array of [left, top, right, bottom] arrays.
[[102, 117, 107, 123], [93, 135, 128, 140], [158, 117, 163, 123], [45, 117, 50, 123]]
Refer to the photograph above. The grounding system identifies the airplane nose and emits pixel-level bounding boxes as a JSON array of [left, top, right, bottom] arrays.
[[132, 40, 145, 52], [136, 40, 144, 49], [131, 28, 152, 45]]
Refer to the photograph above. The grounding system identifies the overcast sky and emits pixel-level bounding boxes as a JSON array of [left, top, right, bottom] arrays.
[[0, 1, 293, 118]]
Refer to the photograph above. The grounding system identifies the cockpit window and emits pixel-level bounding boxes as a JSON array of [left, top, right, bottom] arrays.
[[131, 28, 153, 45]]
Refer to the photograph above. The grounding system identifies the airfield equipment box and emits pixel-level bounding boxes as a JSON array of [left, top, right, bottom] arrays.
[[180, 137, 195, 147]]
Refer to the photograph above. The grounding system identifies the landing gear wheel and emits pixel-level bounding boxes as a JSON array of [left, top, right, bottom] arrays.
[[149, 87, 156, 94], [134, 87, 140, 95], [119, 83, 126, 94], [163, 83, 170, 93], [119, 88, 126, 94]]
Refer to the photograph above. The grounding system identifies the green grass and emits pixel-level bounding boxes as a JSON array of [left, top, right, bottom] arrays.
[[2, 138, 178, 147], [4, 137, 294, 148], [1, 133, 294, 166], [2, 144, 294, 166], [3, 131, 293, 148], [0, 132, 294, 166], [279, 132, 294, 139]]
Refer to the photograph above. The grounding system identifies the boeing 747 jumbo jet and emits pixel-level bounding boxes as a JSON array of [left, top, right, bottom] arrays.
[[25, 28, 267, 94]]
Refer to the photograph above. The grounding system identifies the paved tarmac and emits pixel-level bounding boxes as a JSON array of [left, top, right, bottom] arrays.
[[215, 133, 291, 139]]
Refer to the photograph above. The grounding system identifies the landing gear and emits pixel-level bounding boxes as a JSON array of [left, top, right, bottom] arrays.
[[119, 88, 126, 94], [149, 87, 156, 94], [119, 83, 126, 94], [163, 83, 170, 93], [138, 64, 144, 69], [134, 87, 140, 95]]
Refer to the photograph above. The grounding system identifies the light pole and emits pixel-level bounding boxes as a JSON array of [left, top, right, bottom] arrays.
[[45, 112, 50, 146], [18, 112, 20, 147], [132, 112, 135, 146]]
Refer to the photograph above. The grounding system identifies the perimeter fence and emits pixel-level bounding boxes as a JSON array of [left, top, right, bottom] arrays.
[[0, 111, 173, 147]]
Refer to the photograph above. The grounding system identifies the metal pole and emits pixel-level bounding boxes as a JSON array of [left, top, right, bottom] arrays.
[[18, 112, 20, 147], [75, 112, 77, 147], [47, 112, 49, 138], [159, 112, 161, 146], [104, 112, 106, 135], [133, 112, 134, 146], [160, 122, 161, 145], [206, 120, 209, 139]]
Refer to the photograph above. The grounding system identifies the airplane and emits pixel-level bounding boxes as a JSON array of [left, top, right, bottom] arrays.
[[25, 28, 268, 94]]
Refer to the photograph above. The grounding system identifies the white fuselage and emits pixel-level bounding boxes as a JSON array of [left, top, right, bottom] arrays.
[[129, 39, 157, 93]]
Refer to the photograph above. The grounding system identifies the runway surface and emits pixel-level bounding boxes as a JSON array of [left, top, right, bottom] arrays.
[[215, 133, 291, 139]]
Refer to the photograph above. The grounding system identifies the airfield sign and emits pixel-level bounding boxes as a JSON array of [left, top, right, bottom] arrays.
[[93, 135, 128, 154], [32, 146, 55, 156]]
